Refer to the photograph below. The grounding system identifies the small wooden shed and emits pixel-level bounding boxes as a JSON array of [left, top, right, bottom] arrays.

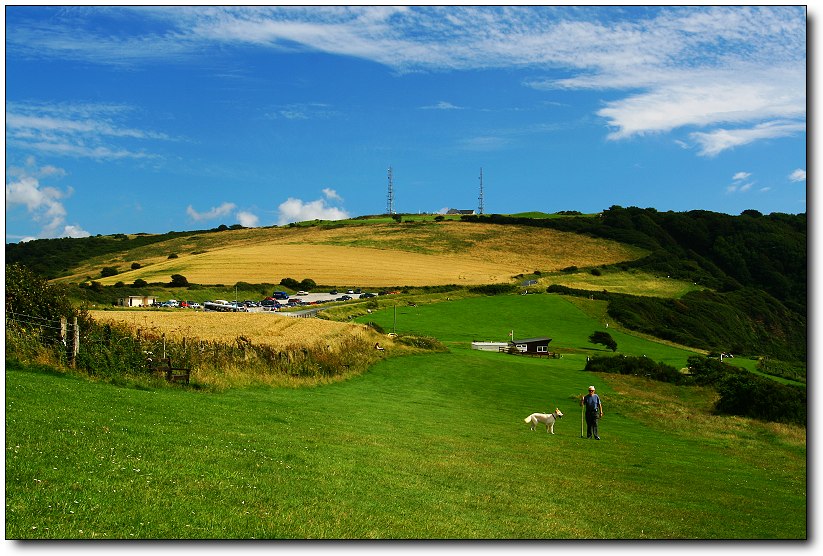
[[510, 337, 552, 355]]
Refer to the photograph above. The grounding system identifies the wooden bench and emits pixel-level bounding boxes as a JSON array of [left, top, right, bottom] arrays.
[[148, 357, 191, 384]]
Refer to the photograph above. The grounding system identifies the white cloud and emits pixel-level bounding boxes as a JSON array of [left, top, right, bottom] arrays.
[[277, 196, 350, 225], [186, 202, 237, 221], [5, 162, 89, 239], [690, 120, 806, 157], [322, 188, 343, 202], [7, 6, 806, 156], [789, 169, 806, 182], [732, 172, 751, 181], [236, 211, 260, 228], [62, 224, 91, 238]]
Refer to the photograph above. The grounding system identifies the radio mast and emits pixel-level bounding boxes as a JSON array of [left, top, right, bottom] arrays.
[[386, 166, 395, 215], [478, 167, 485, 215]]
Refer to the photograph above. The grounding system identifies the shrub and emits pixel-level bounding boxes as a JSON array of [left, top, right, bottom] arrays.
[[131, 262, 142, 270], [168, 253, 178, 259], [589, 331, 617, 352], [133, 279, 148, 288], [584, 355, 688, 385], [169, 274, 189, 287], [468, 284, 516, 295], [300, 278, 317, 291], [715, 371, 806, 425], [280, 277, 300, 290], [101, 266, 119, 277]]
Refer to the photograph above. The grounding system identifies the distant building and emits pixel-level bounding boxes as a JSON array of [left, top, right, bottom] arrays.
[[471, 341, 509, 352], [446, 209, 475, 215], [117, 295, 158, 307], [510, 337, 552, 355]]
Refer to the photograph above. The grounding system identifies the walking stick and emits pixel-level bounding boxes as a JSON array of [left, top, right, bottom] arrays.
[[581, 401, 585, 438]]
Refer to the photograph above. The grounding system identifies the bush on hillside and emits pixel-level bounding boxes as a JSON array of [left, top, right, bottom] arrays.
[[300, 278, 317, 291], [468, 284, 516, 295], [280, 277, 300, 290], [686, 355, 805, 425], [584, 355, 688, 385]]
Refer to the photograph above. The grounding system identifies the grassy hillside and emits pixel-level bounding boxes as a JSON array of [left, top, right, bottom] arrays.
[[30, 220, 646, 288], [6, 275, 806, 538], [6, 347, 805, 538]]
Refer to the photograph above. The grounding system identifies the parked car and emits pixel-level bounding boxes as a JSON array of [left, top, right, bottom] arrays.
[[340, 295, 352, 301], [188, 302, 202, 309], [296, 291, 309, 296], [272, 291, 289, 300], [360, 292, 376, 299]]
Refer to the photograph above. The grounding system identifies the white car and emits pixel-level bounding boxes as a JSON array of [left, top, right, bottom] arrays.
[[296, 291, 309, 296]]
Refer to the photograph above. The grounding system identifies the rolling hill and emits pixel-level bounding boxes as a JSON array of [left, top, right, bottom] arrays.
[[35, 218, 647, 288]]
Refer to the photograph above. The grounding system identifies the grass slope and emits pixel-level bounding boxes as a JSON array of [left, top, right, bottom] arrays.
[[6, 292, 805, 538], [55, 221, 646, 288], [357, 292, 698, 369], [6, 350, 805, 539]]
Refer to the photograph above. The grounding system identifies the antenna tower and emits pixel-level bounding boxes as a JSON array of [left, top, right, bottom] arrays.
[[478, 167, 485, 215], [386, 166, 395, 215]]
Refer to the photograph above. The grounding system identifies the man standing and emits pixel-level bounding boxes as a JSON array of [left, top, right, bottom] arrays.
[[581, 386, 603, 440]]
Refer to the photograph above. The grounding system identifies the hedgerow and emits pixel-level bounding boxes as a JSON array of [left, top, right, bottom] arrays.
[[584, 353, 805, 426]]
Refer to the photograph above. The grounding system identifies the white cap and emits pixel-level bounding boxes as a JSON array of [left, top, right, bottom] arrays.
[[588, 386, 595, 391]]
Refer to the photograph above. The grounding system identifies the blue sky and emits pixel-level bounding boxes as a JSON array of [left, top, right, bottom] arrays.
[[4, 4, 807, 242]]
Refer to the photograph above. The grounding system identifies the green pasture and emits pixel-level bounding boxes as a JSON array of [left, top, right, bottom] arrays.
[[6, 293, 806, 538], [358, 292, 700, 370]]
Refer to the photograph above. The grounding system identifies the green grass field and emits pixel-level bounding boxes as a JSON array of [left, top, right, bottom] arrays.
[[5, 293, 806, 539]]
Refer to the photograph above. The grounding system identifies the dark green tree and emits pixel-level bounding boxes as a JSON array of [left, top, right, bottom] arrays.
[[589, 331, 617, 352]]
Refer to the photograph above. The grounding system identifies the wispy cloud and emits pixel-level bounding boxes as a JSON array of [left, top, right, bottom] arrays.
[[7, 6, 805, 156], [5, 101, 171, 160], [420, 101, 464, 110], [265, 102, 337, 121], [727, 170, 755, 194], [5, 159, 90, 239], [690, 120, 806, 157], [186, 202, 237, 221], [322, 188, 343, 202], [789, 169, 806, 182]]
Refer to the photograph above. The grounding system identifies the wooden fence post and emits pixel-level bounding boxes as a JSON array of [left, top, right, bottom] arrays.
[[71, 317, 79, 367]]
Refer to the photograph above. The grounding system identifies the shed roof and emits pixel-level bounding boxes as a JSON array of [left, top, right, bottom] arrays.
[[511, 337, 552, 344]]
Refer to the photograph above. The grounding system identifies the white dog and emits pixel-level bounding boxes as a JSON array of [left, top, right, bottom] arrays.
[[524, 408, 564, 434]]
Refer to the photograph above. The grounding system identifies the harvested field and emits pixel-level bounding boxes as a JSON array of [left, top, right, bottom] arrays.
[[89, 310, 377, 350], [89, 221, 646, 287]]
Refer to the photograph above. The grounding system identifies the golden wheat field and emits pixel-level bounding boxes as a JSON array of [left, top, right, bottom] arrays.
[[89, 221, 646, 287], [89, 310, 376, 350]]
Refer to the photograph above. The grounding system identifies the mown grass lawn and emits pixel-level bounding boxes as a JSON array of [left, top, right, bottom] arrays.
[[6, 293, 806, 539], [6, 355, 805, 538]]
